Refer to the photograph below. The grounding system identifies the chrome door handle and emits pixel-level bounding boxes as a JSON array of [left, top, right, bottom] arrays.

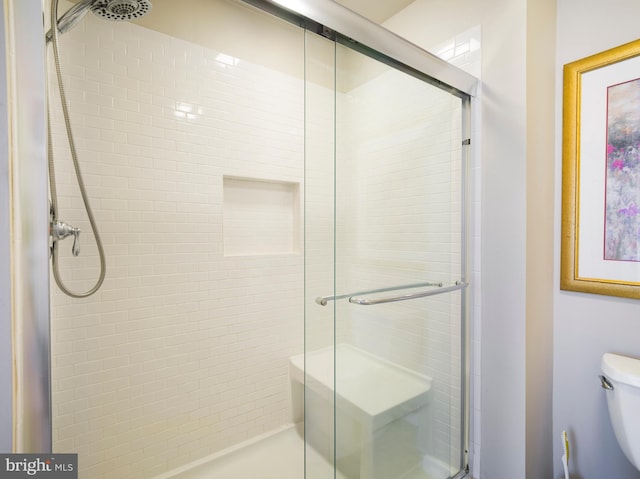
[[349, 281, 468, 305]]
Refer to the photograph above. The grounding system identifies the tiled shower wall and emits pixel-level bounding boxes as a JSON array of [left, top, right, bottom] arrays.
[[49, 9, 305, 479], [49, 3, 466, 478]]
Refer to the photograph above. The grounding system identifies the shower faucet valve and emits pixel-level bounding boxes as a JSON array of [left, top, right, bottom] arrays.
[[51, 220, 81, 257]]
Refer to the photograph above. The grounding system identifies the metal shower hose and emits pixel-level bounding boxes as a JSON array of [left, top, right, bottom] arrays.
[[48, 0, 106, 298]]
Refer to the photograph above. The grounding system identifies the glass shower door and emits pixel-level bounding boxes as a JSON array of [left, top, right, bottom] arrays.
[[304, 31, 469, 479]]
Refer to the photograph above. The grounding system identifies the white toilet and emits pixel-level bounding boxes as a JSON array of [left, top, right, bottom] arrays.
[[600, 353, 640, 471]]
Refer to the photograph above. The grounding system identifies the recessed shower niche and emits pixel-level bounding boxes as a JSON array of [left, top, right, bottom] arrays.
[[223, 176, 301, 256]]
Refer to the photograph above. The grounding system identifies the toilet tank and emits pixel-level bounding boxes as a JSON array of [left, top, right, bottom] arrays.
[[601, 353, 640, 471]]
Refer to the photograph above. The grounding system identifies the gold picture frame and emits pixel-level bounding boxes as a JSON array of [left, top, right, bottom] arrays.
[[561, 39, 640, 299]]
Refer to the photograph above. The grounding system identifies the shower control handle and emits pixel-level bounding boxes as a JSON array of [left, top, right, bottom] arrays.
[[51, 221, 81, 257]]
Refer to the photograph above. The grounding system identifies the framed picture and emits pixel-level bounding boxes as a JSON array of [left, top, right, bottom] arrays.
[[561, 39, 640, 299]]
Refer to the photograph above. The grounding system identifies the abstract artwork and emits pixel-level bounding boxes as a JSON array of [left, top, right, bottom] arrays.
[[604, 78, 640, 262]]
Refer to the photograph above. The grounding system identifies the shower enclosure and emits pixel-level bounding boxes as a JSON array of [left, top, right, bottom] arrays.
[[5, 0, 476, 478]]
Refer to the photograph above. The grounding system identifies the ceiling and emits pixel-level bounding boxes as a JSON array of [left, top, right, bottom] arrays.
[[334, 0, 416, 23]]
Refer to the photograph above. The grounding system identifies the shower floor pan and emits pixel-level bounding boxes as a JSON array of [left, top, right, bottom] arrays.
[[157, 424, 337, 479], [290, 344, 434, 479]]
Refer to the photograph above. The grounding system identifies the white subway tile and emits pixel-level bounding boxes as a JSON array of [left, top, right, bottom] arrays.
[[49, 11, 468, 479]]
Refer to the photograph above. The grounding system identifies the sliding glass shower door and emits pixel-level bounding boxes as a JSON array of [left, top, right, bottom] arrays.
[[22, 0, 473, 476], [304, 26, 469, 479]]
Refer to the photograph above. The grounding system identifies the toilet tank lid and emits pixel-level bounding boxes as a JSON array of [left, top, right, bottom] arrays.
[[602, 353, 640, 387]]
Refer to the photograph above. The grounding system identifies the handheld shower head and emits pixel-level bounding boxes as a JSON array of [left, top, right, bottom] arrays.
[[48, 0, 95, 41], [46, 0, 152, 42]]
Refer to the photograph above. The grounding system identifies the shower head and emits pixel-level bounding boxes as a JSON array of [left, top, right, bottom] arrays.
[[91, 0, 153, 21], [46, 0, 152, 42]]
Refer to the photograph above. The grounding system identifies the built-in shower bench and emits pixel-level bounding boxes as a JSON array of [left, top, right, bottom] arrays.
[[289, 344, 433, 479]]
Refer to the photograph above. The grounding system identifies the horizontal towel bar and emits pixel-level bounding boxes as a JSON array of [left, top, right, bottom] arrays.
[[315, 281, 443, 306], [349, 281, 468, 305]]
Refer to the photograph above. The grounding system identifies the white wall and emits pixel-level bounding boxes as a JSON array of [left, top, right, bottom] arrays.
[[525, 2, 556, 479], [553, 1, 640, 478]]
